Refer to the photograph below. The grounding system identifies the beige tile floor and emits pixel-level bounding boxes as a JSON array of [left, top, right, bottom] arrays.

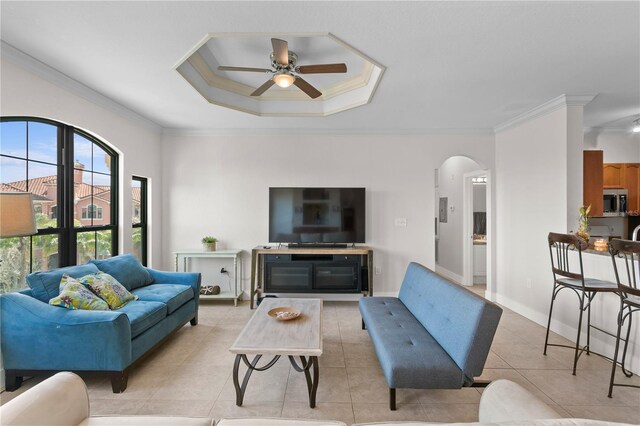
[[2, 286, 639, 424]]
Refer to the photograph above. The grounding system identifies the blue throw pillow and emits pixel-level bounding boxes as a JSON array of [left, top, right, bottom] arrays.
[[90, 253, 153, 290], [26, 263, 101, 303]]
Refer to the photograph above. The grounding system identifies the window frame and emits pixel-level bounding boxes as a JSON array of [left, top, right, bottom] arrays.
[[0, 116, 119, 273], [132, 176, 148, 266]]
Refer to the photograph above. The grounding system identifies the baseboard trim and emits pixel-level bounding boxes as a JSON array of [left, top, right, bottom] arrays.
[[435, 265, 465, 286], [495, 293, 639, 374]]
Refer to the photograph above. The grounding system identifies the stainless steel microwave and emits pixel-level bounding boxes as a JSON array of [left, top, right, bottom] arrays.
[[603, 189, 628, 216]]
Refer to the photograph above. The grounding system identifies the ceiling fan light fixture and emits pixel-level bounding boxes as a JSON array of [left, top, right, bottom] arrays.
[[273, 72, 295, 88]]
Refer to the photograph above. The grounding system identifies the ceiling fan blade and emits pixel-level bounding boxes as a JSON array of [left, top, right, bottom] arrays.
[[295, 63, 347, 74], [218, 66, 272, 73], [271, 38, 289, 66], [293, 77, 322, 99], [250, 79, 275, 96]]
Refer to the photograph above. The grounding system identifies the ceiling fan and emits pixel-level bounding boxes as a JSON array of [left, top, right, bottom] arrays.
[[218, 38, 347, 99]]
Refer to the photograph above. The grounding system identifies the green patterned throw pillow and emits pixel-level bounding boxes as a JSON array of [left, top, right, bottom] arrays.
[[49, 274, 110, 310], [80, 272, 138, 309]]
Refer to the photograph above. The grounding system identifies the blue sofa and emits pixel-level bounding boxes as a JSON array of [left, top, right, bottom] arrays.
[[359, 262, 502, 410], [0, 254, 201, 393]]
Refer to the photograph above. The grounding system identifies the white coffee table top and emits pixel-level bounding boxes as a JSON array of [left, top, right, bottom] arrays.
[[229, 298, 323, 356]]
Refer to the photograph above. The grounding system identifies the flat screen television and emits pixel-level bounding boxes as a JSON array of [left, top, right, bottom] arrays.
[[269, 187, 366, 245]]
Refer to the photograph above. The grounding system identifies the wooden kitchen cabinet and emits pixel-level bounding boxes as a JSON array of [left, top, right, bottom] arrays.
[[603, 163, 624, 188], [584, 150, 603, 217], [624, 163, 640, 213]]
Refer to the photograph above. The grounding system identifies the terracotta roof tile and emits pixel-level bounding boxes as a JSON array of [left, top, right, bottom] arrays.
[[0, 175, 135, 202]]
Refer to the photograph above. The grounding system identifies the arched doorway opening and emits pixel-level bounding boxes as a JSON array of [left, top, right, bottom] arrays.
[[434, 155, 491, 297]]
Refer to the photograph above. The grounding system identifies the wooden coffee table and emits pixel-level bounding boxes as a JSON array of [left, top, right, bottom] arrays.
[[229, 298, 323, 408]]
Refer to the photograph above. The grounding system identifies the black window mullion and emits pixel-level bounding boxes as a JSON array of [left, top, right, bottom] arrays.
[[111, 155, 118, 257], [62, 125, 75, 266], [132, 176, 147, 266], [1, 117, 118, 278]]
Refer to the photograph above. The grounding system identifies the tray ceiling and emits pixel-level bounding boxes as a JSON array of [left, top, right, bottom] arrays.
[[175, 33, 384, 116]]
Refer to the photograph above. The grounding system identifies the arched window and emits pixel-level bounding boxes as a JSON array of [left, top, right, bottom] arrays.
[[0, 117, 119, 294]]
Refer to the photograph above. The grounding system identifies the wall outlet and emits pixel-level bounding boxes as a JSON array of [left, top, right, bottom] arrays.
[[526, 278, 532, 289], [375, 266, 382, 275], [394, 218, 407, 227]]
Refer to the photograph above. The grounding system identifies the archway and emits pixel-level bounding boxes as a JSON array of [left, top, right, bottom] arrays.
[[435, 155, 491, 296]]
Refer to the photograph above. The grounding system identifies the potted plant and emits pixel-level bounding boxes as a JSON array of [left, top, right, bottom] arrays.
[[576, 205, 591, 244], [201, 236, 217, 252]]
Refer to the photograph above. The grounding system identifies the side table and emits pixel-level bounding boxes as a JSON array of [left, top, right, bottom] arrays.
[[174, 249, 242, 306]]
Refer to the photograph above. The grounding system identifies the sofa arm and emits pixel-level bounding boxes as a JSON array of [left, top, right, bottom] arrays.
[[478, 379, 561, 422], [0, 293, 131, 371], [147, 268, 201, 295], [0, 372, 89, 425]]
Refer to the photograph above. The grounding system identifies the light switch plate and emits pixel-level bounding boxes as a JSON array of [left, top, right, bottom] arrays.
[[394, 218, 407, 227]]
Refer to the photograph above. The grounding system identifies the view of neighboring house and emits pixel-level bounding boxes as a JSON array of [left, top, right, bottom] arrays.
[[0, 162, 140, 226]]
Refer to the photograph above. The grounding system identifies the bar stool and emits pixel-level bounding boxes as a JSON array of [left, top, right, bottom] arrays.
[[607, 238, 639, 397], [545, 232, 618, 375]]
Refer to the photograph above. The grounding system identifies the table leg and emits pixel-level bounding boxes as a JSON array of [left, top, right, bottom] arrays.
[[309, 356, 319, 408], [250, 249, 257, 309], [288, 355, 320, 408], [233, 354, 261, 406], [368, 250, 373, 296], [233, 354, 281, 406]]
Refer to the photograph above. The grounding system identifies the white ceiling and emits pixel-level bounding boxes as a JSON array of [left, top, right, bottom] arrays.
[[175, 33, 384, 116], [1, 1, 639, 132]]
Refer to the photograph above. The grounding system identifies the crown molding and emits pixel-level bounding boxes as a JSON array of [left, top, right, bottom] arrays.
[[161, 127, 495, 137], [1, 41, 162, 133], [494, 94, 597, 133], [584, 126, 637, 134]]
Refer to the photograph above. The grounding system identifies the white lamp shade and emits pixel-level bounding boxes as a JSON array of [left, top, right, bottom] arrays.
[[0, 192, 37, 238]]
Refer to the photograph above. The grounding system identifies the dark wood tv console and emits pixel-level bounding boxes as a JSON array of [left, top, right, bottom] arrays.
[[249, 246, 373, 309]]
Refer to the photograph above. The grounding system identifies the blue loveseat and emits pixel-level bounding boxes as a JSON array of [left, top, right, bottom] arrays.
[[0, 254, 201, 393], [359, 262, 502, 410]]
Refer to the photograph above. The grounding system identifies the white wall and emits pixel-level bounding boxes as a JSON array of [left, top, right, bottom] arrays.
[[584, 130, 640, 163], [1, 54, 164, 267], [496, 106, 568, 312], [160, 133, 494, 295], [496, 104, 639, 373], [436, 156, 483, 280]]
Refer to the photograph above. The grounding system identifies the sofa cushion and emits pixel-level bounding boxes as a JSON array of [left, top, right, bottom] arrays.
[[90, 254, 153, 291], [132, 284, 194, 314], [26, 263, 100, 303], [217, 419, 346, 426], [397, 262, 502, 379], [48, 275, 110, 311], [117, 301, 167, 338], [81, 418, 213, 425], [80, 272, 138, 309], [360, 296, 463, 389]]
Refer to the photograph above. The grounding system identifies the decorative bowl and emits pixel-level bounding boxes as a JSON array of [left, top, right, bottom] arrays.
[[268, 307, 301, 321]]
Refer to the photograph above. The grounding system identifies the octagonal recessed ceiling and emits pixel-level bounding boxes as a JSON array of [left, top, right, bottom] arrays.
[[175, 33, 385, 117]]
